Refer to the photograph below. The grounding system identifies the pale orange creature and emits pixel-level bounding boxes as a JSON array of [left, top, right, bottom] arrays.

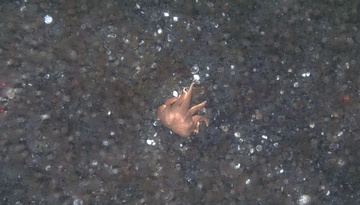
[[157, 83, 209, 137]]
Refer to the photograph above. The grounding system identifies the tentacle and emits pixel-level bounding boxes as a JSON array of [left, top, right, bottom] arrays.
[[164, 96, 179, 106], [192, 115, 209, 133], [174, 83, 194, 107], [157, 105, 166, 120], [188, 101, 207, 116]]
